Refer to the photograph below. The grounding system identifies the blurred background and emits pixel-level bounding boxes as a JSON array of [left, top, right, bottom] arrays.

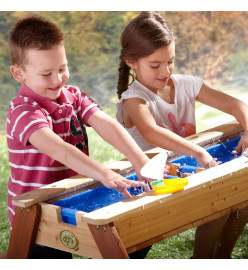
[[0, 11, 248, 132], [0, 11, 248, 258]]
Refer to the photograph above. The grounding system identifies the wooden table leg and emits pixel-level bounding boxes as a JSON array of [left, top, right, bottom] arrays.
[[7, 204, 41, 259], [88, 223, 129, 259]]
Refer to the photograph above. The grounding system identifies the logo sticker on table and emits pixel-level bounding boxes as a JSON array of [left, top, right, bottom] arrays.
[[60, 230, 79, 251]]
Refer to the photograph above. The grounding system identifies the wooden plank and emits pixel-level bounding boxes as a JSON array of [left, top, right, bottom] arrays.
[[126, 200, 248, 254], [88, 223, 129, 259], [106, 160, 132, 172], [35, 203, 102, 258], [12, 175, 98, 208], [7, 205, 41, 259], [116, 166, 248, 248]]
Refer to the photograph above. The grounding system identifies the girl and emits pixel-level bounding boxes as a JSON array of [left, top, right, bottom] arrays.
[[116, 11, 248, 259]]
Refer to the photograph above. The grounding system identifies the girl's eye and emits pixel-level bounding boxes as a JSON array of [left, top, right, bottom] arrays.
[[150, 65, 159, 69], [41, 73, 51, 77]]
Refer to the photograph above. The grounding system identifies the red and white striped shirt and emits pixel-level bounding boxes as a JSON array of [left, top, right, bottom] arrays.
[[7, 83, 100, 228]]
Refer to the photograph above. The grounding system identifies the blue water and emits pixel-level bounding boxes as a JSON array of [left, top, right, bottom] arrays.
[[53, 136, 242, 225]]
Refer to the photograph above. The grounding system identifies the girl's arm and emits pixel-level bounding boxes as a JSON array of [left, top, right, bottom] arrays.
[[87, 110, 151, 181], [123, 98, 214, 168], [197, 84, 248, 153], [28, 127, 144, 198]]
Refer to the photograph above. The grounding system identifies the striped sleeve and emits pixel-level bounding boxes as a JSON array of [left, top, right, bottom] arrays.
[[9, 104, 50, 146], [76, 91, 100, 125]]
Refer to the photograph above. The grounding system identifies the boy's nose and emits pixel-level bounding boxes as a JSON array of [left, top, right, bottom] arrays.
[[52, 73, 63, 84]]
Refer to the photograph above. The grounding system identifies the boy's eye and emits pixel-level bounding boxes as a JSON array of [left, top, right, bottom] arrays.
[[60, 65, 68, 72]]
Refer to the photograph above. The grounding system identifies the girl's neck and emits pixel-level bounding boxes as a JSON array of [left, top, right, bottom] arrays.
[[157, 78, 175, 104]]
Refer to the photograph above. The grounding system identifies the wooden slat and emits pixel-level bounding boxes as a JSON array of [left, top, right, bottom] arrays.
[[7, 205, 41, 259], [88, 223, 129, 259], [12, 175, 98, 208], [126, 200, 248, 254]]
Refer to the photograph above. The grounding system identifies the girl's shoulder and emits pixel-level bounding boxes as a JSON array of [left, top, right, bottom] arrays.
[[121, 80, 150, 100], [172, 74, 203, 85]]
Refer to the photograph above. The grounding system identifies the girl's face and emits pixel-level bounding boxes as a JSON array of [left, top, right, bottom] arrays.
[[127, 41, 175, 92], [12, 44, 69, 102]]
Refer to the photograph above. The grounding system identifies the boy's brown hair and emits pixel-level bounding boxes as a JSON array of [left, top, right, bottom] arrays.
[[9, 16, 64, 66]]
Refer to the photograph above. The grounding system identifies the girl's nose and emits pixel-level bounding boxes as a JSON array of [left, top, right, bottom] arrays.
[[160, 64, 170, 76]]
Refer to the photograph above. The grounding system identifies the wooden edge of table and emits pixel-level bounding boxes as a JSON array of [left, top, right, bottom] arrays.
[[12, 175, 98, 208], [11, 120, 244, 208]]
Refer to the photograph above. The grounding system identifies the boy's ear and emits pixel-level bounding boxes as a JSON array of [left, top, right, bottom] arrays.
[[10, 65, 25, 83], [125, 59, 137, 70]]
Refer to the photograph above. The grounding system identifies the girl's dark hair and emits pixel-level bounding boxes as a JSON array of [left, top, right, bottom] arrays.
[[117, 11, 175, 99], [9, 16, 64, 66]]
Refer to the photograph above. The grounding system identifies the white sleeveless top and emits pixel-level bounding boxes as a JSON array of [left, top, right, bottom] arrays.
[[116, 74, 203, 151]]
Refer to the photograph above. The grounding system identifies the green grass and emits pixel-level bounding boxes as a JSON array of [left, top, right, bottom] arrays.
[[0, 135, 10, 254]]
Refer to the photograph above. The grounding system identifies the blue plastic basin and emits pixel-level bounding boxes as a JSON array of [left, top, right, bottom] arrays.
[[53, 136, 242, 225]]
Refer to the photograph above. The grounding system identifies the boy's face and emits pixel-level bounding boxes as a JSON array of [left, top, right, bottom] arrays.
[[12, 44, 69, 102]]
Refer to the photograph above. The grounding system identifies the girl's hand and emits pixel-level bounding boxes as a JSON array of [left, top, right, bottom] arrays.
[[232, 132, 248, 155]]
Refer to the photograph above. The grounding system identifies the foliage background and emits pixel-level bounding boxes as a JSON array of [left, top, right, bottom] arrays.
[[0, 11, 248, 258], [1, 11, 248, 132]]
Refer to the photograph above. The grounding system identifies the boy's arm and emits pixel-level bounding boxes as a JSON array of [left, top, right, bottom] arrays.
[[28, 127, 143, 196], [87, 110, 150, 180]]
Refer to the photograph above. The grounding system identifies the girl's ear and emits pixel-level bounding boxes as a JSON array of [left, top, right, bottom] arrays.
[[125, 59, 137, 70], [10, 65, 25, 83]]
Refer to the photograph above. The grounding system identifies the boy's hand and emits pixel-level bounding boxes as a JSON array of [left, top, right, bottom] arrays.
[[101, 172, 146, 199]]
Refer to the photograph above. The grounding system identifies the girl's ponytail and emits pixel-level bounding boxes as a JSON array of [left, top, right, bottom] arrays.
[[117, 57, 133, 99]]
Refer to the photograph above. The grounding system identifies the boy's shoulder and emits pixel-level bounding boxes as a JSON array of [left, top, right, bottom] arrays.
[[63, 85, 89, 99], [63, 85, 81, 94], [9, 94, 44, 113]]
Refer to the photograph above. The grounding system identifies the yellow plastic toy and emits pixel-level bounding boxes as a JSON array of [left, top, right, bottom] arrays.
[[150, 178, 188, 194]]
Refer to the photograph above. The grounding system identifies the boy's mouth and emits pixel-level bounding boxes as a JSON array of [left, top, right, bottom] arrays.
[[48, 85, 61, 91]]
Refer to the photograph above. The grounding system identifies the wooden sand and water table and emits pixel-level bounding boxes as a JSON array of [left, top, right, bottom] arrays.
[[6, 120, 248, 259]]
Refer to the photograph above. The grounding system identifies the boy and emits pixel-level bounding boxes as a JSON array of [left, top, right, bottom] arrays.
[[7, 16, 151, 258]]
